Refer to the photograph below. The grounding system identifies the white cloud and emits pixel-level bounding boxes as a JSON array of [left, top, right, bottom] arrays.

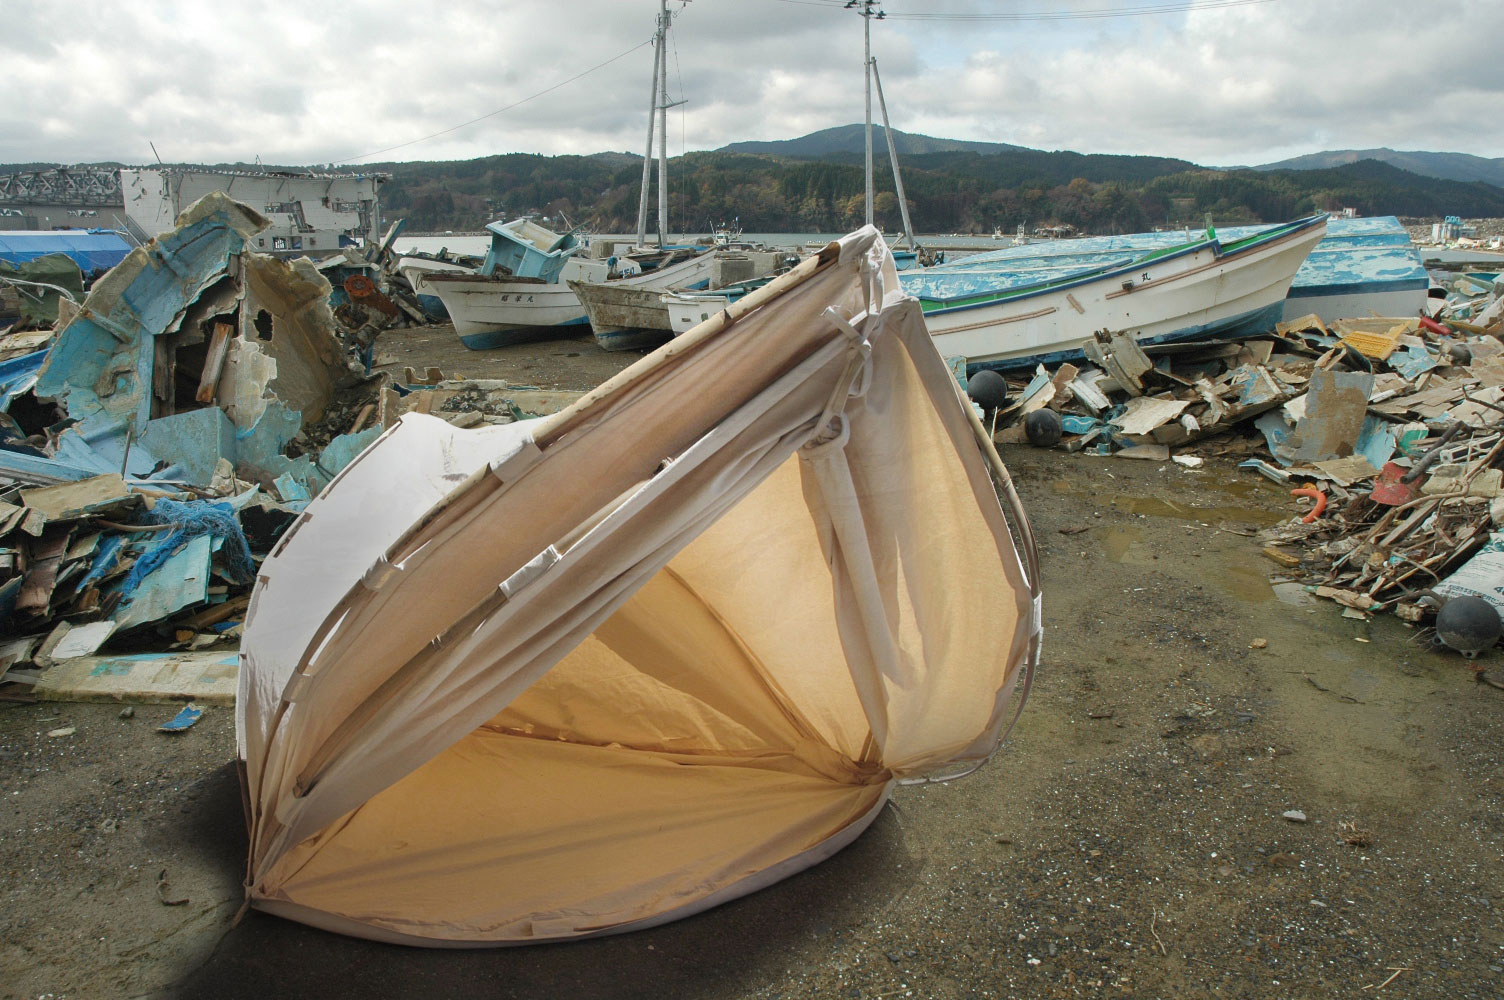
[[2, 0, 1501, 168]]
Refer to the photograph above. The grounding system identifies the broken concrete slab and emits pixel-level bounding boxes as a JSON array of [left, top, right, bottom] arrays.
[[31, 649, 239, 705]]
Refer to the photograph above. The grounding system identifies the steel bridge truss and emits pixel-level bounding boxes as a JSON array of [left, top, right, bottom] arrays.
[[0, 167, 122, 207]]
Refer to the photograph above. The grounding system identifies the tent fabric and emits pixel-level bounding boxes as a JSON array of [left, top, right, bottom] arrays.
[[237, 226, 1041, 945], [0, 229, 132, 273]]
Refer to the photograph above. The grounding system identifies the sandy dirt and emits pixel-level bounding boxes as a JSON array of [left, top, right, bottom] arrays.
[[3, 324, 1502, 999]]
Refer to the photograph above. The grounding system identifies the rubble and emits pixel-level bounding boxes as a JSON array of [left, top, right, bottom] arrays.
[[976, 266, 1504, 655], [0, 192, 582, 698]]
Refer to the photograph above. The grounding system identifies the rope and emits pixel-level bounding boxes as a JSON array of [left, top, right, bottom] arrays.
[[120, 498, 256, 597]]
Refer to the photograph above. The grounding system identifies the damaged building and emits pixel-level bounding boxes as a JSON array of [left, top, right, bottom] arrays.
[[0, 165, 386, 254]]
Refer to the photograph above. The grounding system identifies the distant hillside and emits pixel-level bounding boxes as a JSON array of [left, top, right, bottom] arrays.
[[1252, 148, 1504, 188], [721, 124, 1031, 158], [358, 146, 1504, 236], [833, 148, 1203, 188], [586, 151, 641, 170], [10, 131, 1503, 238]]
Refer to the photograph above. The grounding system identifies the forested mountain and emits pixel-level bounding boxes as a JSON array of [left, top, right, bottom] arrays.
[[721, 124, 1031, 157], [372, 144, 1504, 235], [1251, 148, 1504, 188]]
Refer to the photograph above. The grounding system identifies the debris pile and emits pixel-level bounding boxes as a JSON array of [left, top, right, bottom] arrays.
[[979, 270, 1504, 656], [1410, 217, 1504, 252], [0, 194, 578, 696]]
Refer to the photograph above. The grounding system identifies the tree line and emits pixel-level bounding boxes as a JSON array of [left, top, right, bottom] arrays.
[[371, 149, 1504, 235]]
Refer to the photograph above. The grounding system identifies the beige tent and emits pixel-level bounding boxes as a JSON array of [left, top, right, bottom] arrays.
[[236, 227, 1040, 945]]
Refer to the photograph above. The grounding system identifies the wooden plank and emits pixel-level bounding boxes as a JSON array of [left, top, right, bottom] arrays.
[[1046, 363, 1079, 412], [347, 403, 375, 435], [1110, 396, 1190, 436], [15, 526, 72, 616], [175, 593, 250, 630], [195, 321, 234, 404], [152, 336, 175, 417], [378, 386, 401, 429], [20, 474, 139, 521], [1083, 331, 1152, 398]]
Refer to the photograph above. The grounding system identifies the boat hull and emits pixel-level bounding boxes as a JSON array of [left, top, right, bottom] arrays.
[[575, 250, 721, 351], [1283, 283, 1427, 323], [923, 219, 1327, 371], [569, 281, 673, 352], [396, 257, 472, 320], [664, 291, 732, 336], [428, 250, 717, 351], [424, 275, 592, 348], [929, 215, 1425, 327]]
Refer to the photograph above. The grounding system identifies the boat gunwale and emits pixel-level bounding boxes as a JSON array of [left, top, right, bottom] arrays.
[[912, 214, 1327, 316]]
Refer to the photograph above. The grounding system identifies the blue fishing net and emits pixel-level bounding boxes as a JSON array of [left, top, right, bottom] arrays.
[[120, 498, 255, 597]]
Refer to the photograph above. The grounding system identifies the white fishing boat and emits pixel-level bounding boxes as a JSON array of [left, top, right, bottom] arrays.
[[928, 216, 1426, 325], [395, 254, 477, 320], [904, 214, 1328, 371], [422, 218, 613, 349], [664, 289, 733, 336], [429, 228, 715, 349], [566, 250, 721, 351]]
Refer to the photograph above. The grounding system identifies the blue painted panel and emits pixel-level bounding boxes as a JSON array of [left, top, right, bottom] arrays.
[[139, 406, 237, 486], [0, 349, 47, 412], [110, 533, 211, 630], [35, 196, 264, 433]]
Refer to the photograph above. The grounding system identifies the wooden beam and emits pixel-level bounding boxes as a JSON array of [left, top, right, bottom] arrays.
[[195, 321, 234, 404]]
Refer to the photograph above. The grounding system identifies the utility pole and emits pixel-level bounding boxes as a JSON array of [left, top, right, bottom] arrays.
[[637, 0, 688, 247], [848, 1, 884, 228]]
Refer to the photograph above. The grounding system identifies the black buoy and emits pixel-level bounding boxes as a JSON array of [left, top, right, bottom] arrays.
[[1435, 596, 1501, 659], [967, 369, 1009, 412], [1024, 408, 1063, 447]]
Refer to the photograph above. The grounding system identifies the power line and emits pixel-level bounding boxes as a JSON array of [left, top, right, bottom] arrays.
[[768, 0, 1276, 20], [332, 38, 654, 164], [885, 0, 1277, 20]]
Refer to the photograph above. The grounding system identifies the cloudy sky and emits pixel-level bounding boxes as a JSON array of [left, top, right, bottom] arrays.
[[5, 0, 1503, 169]]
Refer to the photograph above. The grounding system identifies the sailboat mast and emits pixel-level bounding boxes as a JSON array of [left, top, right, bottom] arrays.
[[870, 58, 914, 250], [863, 3, 873, 227], [635, 23, 661, 247]]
